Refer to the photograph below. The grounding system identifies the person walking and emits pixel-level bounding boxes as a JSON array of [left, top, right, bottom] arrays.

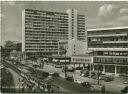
[[101, 85, 105, 93]]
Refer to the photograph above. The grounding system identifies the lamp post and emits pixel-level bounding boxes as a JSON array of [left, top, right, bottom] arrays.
[[64, 46, 67, 78], [88, 51, 93, 83], [97, 63, 100, 85]]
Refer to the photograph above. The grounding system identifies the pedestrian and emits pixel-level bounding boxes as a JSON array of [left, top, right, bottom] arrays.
[[101, 85, 105, 93]]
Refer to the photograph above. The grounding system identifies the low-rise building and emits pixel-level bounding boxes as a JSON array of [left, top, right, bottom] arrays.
[[58, 39, 87, 57], [87, 26, 128, 76]]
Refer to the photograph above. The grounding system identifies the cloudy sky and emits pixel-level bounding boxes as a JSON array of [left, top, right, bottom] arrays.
[[1, 1, 128, 45]]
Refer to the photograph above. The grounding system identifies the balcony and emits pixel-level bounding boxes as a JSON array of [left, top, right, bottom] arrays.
[[103, 41, 128, 43], [88, 48, 128, 51], [88, 33, 128, 37]]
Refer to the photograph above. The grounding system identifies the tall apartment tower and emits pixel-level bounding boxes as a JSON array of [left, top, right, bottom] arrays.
[[22, 9, 86, 57], [67, 9, 86, 41]]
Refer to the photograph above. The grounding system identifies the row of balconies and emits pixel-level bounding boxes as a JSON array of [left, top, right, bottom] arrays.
[[25, 33, 68, 36], [25, 33, 68, 35], [25, 40, 58, 43], [25, 18, 68, 23], [88, 33, 128, 37], [25, 22, 68, 26], [25, 20, 68, 25], [25, 28, 68, 32], [25, 36, 68, 39], [25, 31, 68, 33], [25, 43, 58, 45], [25, 14, 68, 19], [25, 21, 68, 25], [88, 44, 128, 48], [25, 38, 67, 42], [25, 10, 68, 14], [25, 38, 67, 43], [103, 41, 128, 43], [25, 27, 68, 30], [25, 34, 68, 38], [25, 46, 58, 48], [25, 48, 58, 51], [25, 17, 68, 22], [30, 25, 68, 29], [88, 48, 128, 51], [25, 10, 68, 16], [88, 41, 128, 44]]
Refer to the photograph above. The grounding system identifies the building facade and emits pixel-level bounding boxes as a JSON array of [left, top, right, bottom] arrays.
[[58, 39, 87, 57], [87, 26, 128, 75], [22, 9, 86, 57]]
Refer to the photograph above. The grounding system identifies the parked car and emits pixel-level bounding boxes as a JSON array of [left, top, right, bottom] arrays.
[[62, 66, 75, 72], [81, 82, 91, 88], [99, 74, 106, 80], [65, 74, 74, 82], [52, 72, 60, 77], [104, 75, 114, 82], [91, 72, 105, 80], [74, 79, 82, 84], [48, 72, 59, 77], [91, 75, 98, 79], [55, 64, 62, 68], [80, 69, 88, 73], [80, 73, 89, 77], [80, 70, 89, 77], [121, 86, 128, 93], [75, 67, 83, 70], [91, 71, 96, 77]]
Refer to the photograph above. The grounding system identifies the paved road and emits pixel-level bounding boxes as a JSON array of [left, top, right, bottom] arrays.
[[27, 64, 91, 93], [4, 60, 127, 93], [35, 63, 127, 94]]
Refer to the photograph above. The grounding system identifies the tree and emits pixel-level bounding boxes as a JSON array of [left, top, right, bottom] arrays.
[[3, 41, 16, 58]]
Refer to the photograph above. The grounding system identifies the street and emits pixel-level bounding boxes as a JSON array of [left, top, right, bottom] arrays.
[[1, 59, 128, 93], [1, 59, 91, 93], [35, 63, 128, 94]]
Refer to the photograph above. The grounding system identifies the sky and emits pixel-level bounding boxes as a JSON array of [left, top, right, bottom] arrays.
[[1, 1, 128, 46]]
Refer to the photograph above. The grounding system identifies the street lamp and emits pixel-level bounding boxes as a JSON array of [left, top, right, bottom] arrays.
[[64, 46, 67, 78]]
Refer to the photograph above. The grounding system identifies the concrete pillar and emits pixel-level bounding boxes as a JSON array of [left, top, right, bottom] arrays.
[[103, 65, 105, 74], [115, 65, 117, 76], [92, 64, 94, 71]]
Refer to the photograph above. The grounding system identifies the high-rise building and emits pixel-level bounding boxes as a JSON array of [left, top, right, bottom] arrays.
[[22, 9, 86, 57], [87, 26, 128, 75], [66, 9, 86, 41]]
